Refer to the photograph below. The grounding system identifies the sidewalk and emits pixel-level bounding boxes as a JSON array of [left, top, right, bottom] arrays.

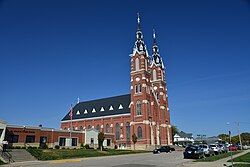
[[180, 149, 250, 167]]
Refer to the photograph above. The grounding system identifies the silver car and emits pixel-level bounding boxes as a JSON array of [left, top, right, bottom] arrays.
[[199, 144, 215, 157]]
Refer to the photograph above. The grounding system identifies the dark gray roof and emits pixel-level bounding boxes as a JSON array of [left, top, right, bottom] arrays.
[[178, 131, 193, 138], [61, 94, 131, 121]]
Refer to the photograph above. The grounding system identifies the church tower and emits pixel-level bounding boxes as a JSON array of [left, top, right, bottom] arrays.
[[130, 15, 172, 148], [130, 14, 152, 147], [150, 30, 172, 145]]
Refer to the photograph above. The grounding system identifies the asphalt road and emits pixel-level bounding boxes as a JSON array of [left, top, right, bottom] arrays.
[[24, 151, 191, 167]]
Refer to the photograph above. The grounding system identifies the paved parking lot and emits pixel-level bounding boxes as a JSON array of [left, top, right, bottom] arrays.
[[4, 151, 191, 167]]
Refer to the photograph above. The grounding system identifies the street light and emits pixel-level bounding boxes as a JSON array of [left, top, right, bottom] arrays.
[[226, 122, 234, 167]]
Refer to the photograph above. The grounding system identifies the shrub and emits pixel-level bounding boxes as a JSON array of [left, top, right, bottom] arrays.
[[39, 144, 48, 149], [85, 144, 90, 149], [80, 143, 85, 149], [55, 145, 60, 149]]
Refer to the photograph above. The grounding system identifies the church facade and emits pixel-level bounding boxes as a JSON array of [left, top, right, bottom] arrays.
[[61, 16, 172, 149]]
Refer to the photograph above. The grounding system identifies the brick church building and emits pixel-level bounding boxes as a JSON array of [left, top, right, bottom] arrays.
[[61, 16, 172, 149]]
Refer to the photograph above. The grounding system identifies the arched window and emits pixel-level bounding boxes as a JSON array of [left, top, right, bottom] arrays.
[[88, 125, 91, 129], [126, 122, 130, 141], [96, 124, 100, 131], [136, 101, 142, 115], [153, 69, 157, 81], [135, 58, 140, 71], [138, 126, 142, 139], [115, 123, 120, 140], [64, 127, 67, 130], [80, 126, 83, 131], [156, 93, 159, 102], [135, 84, 141, 94], [106, 124, 110, 133]]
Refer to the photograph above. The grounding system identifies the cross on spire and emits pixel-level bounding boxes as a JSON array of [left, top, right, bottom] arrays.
[[137, 12, 141, 30]]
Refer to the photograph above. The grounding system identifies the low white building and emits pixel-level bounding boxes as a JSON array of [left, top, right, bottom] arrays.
[[174, 131, 194, 146], [0, 120, 7, 146]]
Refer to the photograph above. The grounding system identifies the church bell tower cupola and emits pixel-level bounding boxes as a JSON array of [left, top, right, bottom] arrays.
[[152, 29, 164, 67], [133, 13, 147, 54]]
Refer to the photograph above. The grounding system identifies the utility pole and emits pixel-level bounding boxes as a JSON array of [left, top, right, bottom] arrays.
[[236, 122, 243, 150]]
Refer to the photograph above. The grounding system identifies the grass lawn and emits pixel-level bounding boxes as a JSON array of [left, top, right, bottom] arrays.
[[232, 153, 250, 163], [227, 152, 250, 167], [228, 164, 250, 167], [196, 151, 241, 162], [27, 148, 149, 160], [0, 159, 6, 165]]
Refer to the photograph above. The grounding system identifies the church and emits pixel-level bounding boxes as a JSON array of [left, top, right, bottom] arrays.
[[61, 16, 172, 150]]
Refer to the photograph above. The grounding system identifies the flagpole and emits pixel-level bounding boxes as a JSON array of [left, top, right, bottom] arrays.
[[70, 104, 73, 143]]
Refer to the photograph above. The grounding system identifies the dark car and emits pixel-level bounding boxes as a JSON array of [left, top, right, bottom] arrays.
[[153, 146, 175, 154], [183, 145, 205, 159]]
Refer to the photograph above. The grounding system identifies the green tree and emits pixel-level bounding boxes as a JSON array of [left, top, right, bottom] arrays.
[[218, 134, 229, 142], [231, 136, 239, 144], [171, 125, 179, 141], [98, 132, 105, 151], [132, 133, 138, 150], [240, 132, 250, 145]]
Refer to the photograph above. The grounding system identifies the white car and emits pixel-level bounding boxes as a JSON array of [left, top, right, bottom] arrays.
[[209, 144, 222, 155]]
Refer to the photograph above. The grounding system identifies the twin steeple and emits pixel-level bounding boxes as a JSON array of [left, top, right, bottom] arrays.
[[133, 14, 164, 67], [152, 29, 163, 66], [134, 13, 146, 52]]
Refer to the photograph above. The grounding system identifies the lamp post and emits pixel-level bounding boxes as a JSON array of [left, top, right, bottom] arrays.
[[227, 122, 234, 167], [229, 130, 234, 167]]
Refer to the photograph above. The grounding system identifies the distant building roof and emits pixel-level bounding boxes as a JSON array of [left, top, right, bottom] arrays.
[[61, 94, 131, 122], [178, 131, 193, 138]]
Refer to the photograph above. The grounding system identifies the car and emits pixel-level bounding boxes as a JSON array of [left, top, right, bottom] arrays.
[[210, 144, 222, 155], [183, 145, 205, 159], [153, 146, 175, 154], [219, 144, 228, 153], [229, 145, 238, 151], [199, 144, 215, 157]]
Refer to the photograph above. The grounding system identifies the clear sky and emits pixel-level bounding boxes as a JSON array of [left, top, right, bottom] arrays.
[[0, 0, 250, 137]]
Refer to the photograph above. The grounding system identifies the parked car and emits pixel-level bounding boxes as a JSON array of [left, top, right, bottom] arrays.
[[210, 144, 222, 155], [229, 145, 238, 151], [183, 145, 205, 159], [199, 144, 215, 157], [219, 144, 228, 153], [236, 144, 242, 150], [153, 146, 175, 154]]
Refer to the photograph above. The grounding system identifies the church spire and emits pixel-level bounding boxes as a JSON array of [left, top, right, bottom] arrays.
[[133, 13, 147, 53], [137, 12, 141, 30], [152, 29, 163, 66]]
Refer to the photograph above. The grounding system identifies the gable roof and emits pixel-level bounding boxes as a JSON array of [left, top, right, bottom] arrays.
[[61, 94, 131, 122], [178, 131, 193, 138]]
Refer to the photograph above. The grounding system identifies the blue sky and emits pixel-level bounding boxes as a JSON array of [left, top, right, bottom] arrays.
[[0, 0, 250, 137]]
